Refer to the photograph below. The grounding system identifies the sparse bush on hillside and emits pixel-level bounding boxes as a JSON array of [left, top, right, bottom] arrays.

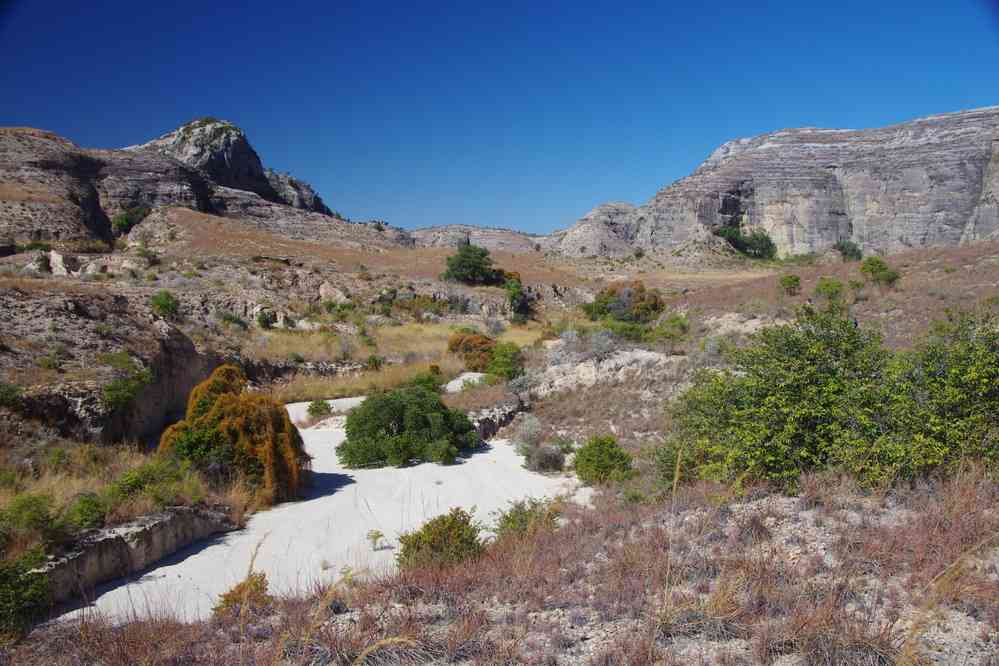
[[574, 435, 633, 485], [256, 310, 277, 329], [149, 289, 180, 320], [834, 239, 863, 261], [397, 507, 484, 570], [212, 571, 273, 617], [110, 206, 151, 235], [101, 355, 153, 411], [664, 306, 999, 489], [647, 312, 690, 354], [493, 498, 560, 540], [505, 278, 533, 323], [159, 365, 310, 504], [441, 242, 503, 285], [778, 274, 801, 296], [813, 277, 844, 305], [0, 548, 49, 639], [860, 255, 901, 288], [337, 386, 477, 467], [582, 281, 664, 324], [0, 383, 21, 410], [714, 226, 777, 259], [524, 444, 565, 472]]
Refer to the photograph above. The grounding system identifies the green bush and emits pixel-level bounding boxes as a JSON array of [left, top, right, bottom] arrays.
[[213, 571, 273, 617], [256, 310, 277, 329], [714, 226, 777, 260], [860, 256, 901, 288], [404, 369, 445, 393], [494, 498, 559, 540], [647, 312, 690, 352], [524, 444, 565, 472], [441, 242, 503, 285], [338, 386, 477, 467], [307, 399, 332, 419], [582, 281, 664, 324], [447, 331, 497, 372], [485, 342, 523, 379], [0, 548, 50, 638], [101, 361, 153, 411], [150, 290, 180, 319], [62, 492, 107, 529], [0, 383, 21, 410], [0, 493, 54, 533], [834, 239, 863, 261], [814, 277, 844, 304], [574, 435, 633, 485], [397, 507, 484, 569], [664, 307, 999, 489], [505, 278, 532, 320], [778, 274, 801, 296], [110, 206, 151, 235]]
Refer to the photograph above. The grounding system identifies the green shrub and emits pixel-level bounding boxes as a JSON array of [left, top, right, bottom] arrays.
[[62, 492, 107, 529], [574, 435, 633, 485], [307, 399, 332, 419], [505, 278, 532, 320], [485, 342, 523, 379], [494, 498, 559, 540], [337, 386, 477, 467], [441, 242, 503, 285], [0, 493, 53, 533], [110, 206, 151, 235], [256, 310, 277, 329], [220, 312, 248, 329], [778, 274, 801, 296], [663, 306, 999, 489], [404, 369, 445, 393], [101, 362, 153, 411], [714, 226, 777, 259], [0, 548, 50, 638], [582, 281, 664, 324], [814, 277, 844, 304], [647, 312, 690, 352], [0, 383, 21, 410], [524, 444, 565, 472], [860, 256, 901, 288], [397, 508, 484, 569], [150, 290, 180, 319], [365, 354, 384, 371], [834, 239, 863, 262]]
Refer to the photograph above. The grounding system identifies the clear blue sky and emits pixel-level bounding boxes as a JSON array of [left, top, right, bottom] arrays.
[[2, 1, 998, 233]]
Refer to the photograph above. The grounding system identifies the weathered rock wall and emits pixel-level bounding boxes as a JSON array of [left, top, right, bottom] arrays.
[[37, 506, 234, 605]]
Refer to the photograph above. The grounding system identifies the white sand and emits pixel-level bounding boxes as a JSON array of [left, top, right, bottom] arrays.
[[61, 398, 584, 622]]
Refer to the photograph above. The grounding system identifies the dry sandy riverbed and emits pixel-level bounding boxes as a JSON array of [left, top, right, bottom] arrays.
[[60, 398, 585, 622]]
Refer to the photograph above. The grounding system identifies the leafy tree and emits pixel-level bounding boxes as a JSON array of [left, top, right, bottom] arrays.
[[574, 435, 633, 485], [860, 256, 901, 288], [397, 507, 483, 569], [110, 206, 151, 235], [441, 242, 502, 285], [337, 386, 477, 467], [581, 281, 664, 324], [813, 277, 844, 305], [505, 278, 532, 323]]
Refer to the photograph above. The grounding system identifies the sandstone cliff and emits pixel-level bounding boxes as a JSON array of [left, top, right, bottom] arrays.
[[556, 106, 999, 257]]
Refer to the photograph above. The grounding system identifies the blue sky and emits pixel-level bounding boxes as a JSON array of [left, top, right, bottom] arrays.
[[2, 1, 998, 233]]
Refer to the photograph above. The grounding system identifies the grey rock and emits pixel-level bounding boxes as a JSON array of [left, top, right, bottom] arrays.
[[411, 224, 548, 253], [549, 202, 637, 257], [265, 168, 333, 215], [572, 106, 999, 256]]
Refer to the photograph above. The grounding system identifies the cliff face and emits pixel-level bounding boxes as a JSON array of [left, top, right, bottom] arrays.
[[557, 106, 999, 256], [264, 169, 333, 215]]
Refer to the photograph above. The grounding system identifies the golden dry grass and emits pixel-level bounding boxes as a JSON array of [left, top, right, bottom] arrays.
[[270, 357, 464, 404]]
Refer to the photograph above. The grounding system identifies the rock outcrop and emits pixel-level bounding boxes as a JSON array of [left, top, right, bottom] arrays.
[[264, 169, 333, 215], [547, 202, 636, 257], [558, 106, 999, 256], [411, 224, 548, 253], [37, 506, 235, 605]]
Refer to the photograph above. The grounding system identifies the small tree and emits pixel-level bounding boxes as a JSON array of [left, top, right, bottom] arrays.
[[860, 256, 900, 289], [485, 342, 523, 379], [778, 274, 801, 296], [441, 243, 501, 285], [814, 277, 844, 306]]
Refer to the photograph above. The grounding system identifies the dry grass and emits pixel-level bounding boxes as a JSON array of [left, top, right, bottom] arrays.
[[441, 382, 512, 412], [269, 357, 465, 403]]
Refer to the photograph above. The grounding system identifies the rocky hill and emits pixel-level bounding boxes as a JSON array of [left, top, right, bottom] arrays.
[[410, 224, 548, 253], [555, 105, 999, 257], [0, 119, 407, 249]]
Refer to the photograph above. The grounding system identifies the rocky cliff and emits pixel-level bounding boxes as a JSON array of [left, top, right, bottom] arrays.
[[556, 106, 999, 257], [411, 224, 549, 253]]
